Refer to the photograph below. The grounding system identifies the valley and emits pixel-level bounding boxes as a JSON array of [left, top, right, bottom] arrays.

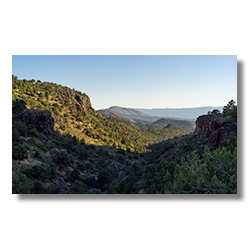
[[12, 76, 237, 194]]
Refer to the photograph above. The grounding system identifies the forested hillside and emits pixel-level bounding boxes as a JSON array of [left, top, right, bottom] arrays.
[[12, 75, 237, 194]]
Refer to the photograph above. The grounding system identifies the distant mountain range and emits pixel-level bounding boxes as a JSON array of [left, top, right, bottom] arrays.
[[135, 107, 223, 120], [98, 106, 160, 123], [98, 106, 195, 129]]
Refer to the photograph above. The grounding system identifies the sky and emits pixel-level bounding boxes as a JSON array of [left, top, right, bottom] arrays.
[[12, 55, 237, 110]]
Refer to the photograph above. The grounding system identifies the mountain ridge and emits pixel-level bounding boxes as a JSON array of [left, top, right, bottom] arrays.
[[98, 106, 195, 129], [135, 106, 223, 120]]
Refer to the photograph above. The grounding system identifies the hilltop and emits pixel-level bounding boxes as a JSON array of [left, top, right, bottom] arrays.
[[152, 118, 195, 129], [98, 106, 159, 123]]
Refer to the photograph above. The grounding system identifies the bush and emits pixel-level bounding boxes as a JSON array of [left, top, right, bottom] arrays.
[[12, 99, 27, 113], [116, 173, 138, 194], [169, 144, 237, 194], [13, 120, 28, 137], [47, 164, 57, 180], [33, 180, 45, 194], [86, 161, 95, 170], [33, 149, 43, 160], [28, 127, 40, 137], [53, 151, 71, 166], [12, 144, 28, 160], [12, 169, 32, 194], [60, 123, 67, 131], [66, 180, 87, 194], [77, 162, 86, 171], [97, 169, 113, 187], [83, 176, 97, 188], [76, 124, 82, 130], [24, 164, 50, 182], [78, 147, 89, 160], [12, 129, 21, 143], [35, 141, 48, 152]]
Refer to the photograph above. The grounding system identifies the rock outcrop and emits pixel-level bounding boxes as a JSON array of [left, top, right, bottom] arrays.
[[208, 120, 237, 150], [17, 109, 55, 136], [194, 115, 237, 150], [75, 94, 94, 116], [194, 115, 211, 134]]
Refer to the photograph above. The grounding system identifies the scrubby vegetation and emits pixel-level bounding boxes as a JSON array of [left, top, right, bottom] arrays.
[[12, 75, 237, 194]]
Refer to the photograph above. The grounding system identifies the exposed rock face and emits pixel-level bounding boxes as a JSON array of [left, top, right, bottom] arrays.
[[75, 94, 94, 116], [17, 109, 55, 136], [194, 115, 210, 134], [194, 115, 237, 150], [208, 121, 237, 150]]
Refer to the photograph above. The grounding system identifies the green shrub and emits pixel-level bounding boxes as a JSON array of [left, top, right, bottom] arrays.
[[86, 161, 95, 170], [60, 123, 67, 131], [78, 147, 89, 160], [33, 149, 43, 160], [35, 141, 48, 152], [33, 180, 45, 194], [24, 164, 49, 181], [66, 180, 87, 194], [53, 151, 71, 166], [76, 124, 82, 130], [65, 169, 73, 183], [97, 169, 113, 187], [47, 164, 57, 180], [169, 144, 237, 194], [28, 130, 39, 141], [12, 129, 21, 143], [12, 144, 28, 160], [12, 99, 27, 113], [83, 176, 97, 188], [77, 162, 86, 171], [12, 169, 32, 194], [13, 120, 28, 137], [116, 173, 138, 194]]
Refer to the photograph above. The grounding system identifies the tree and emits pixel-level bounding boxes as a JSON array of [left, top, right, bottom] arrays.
[[12, 169, 32, 194], [12, 99, 27, 113], [169, 143, 237, 194], [66, 180, 87, 194], [33, 180, 45, 194], [117, 173, 139, 194], [12, 144, 28, 160], [210, 109, 221, 117], [45, 90, 50, 101], [223, 100, 236, 115], [13, 120, 28, 137], [97, 169, 113, 187]]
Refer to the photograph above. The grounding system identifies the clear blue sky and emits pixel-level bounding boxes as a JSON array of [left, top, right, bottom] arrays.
[[12, 55, 237, 110]]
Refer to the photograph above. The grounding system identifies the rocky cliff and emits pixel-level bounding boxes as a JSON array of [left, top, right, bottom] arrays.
[[194, 115, 237, 150], [75, 93, 94, 116], [16, 109, 55, 136]]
